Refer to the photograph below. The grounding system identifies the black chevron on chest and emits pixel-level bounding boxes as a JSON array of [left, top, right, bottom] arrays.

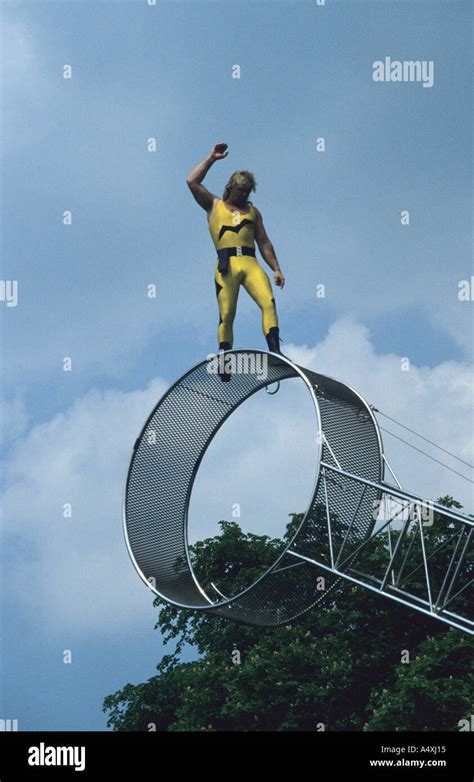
[[218, 219, 255, 241]]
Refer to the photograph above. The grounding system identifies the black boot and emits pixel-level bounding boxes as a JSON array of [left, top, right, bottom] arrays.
[[265, 327, 282, 355], [218, 342, 232, 382]]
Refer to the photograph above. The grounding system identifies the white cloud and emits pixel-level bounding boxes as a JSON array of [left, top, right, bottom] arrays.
[[0, 14, 52, 147], [0, 393, 30, 445], [284, 315, 473, 510], [2, 376, 168, 636], [0, 15, 35, 80], [187, 377, 318, 544]]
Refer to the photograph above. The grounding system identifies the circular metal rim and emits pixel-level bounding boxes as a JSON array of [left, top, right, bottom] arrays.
[[337, 378, 385, 487], [314, 370, 386, 502], [122, 348, 323, 611]]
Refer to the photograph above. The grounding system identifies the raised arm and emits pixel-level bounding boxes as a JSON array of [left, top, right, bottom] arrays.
[[186, 143, 228, 211]]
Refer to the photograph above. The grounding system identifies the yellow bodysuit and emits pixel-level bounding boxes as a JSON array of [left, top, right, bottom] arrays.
[[207, 198, 279, 347]]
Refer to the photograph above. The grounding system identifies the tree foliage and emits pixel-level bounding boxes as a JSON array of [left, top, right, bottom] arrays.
[[103, 497, 473, 731]]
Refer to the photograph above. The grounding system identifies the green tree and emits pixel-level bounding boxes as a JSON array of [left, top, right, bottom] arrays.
[[103, 500, 473, 731], [365, 631, 473, 731]]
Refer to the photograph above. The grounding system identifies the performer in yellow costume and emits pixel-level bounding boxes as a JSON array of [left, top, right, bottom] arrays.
[[186, 143, 285, 370]]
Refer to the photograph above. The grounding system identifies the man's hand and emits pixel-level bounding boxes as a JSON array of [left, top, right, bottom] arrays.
[[211, 143, 228, 160], [274, 270, 285, 289]]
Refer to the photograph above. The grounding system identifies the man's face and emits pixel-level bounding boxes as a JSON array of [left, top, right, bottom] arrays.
[[231, 185, 250, 205]]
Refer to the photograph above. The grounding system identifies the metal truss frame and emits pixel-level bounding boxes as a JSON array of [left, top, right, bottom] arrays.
[[288, 459, 473, 635]]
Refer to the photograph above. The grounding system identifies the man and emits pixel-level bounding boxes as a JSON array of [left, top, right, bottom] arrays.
[[186, 143, 285, 370]]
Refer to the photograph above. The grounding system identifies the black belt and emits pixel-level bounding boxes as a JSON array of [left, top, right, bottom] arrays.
[[216, 246, 256, 274]]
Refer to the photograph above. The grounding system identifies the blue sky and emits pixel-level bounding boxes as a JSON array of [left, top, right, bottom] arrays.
[[1, 0, 472, 730]]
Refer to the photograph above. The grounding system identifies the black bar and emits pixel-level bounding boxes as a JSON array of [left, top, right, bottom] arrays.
[[0, 730, 472, 779]]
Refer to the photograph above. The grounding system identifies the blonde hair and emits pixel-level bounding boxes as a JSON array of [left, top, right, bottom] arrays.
[[222, 170, 257, 201]]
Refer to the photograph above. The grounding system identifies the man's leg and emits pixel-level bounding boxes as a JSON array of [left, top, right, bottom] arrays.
[[215, 262, 240, 380], [241, 258, 282, 353]]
